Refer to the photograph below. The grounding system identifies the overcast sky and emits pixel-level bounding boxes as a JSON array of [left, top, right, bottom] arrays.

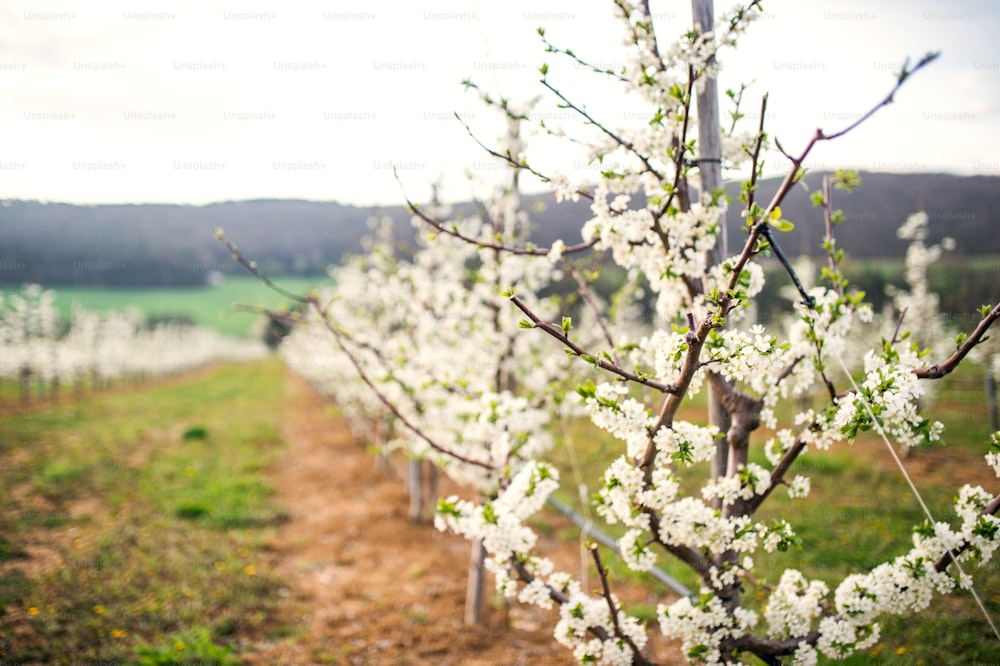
[[2, 0, 997, 207]]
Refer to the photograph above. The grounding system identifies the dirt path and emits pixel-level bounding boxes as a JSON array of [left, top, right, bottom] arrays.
[[243, 371, 585, 665]]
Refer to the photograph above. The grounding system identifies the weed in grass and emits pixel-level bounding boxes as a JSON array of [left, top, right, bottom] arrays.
[[0, 535, 28, 564], [181, 425, 209, 440], [134, 626, 240, 665], [175, 503, 210, 520]]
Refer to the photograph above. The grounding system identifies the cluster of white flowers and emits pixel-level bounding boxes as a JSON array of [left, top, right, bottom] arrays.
[[703, 323, 785, 388], [586, 382, 653, 459], [700, 463, 770, 506], [828, 343, 945, 449], [654, 421, 720, 466], [657, 593, 758, 665], [764, 570, 828, 640], [0, 283, 267, 393]]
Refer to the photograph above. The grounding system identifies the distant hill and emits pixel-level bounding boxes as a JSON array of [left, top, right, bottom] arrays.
[[0, 172, 996, 287]]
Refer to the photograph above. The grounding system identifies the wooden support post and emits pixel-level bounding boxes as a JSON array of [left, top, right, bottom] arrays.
[[987, 369, 998, 433], [691, 0, 733, 498], [464, 538, 486, 625], [407, 458, 423, 522]]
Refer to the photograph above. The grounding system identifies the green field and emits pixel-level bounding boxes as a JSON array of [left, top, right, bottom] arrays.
[[1, 275, 331, 338], [0, 358, 298, 663]]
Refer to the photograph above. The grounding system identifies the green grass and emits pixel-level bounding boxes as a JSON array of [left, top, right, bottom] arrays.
[[1, 275, 331, 337], [541, 367, 1000, 664], [0, 357, 298, 662]]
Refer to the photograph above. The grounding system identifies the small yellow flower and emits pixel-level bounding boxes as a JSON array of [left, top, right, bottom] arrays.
[[28, 607, 39, 616], [897, 647, 907, 655], [244, 565, 256, 576], [93, 604, 105, 615], [46, 605, 55, 614], [174, 641, 186, 651], [111, 629, 127, 639]]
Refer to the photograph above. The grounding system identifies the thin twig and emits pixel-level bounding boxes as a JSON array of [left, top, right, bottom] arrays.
[[590, 544, 649, 665], [821, 175, 845, 297], [774, 355, 804, 387], [822, 52, 939, 143], [890, 308, 908, 346], [541, 79, 663, 181], [914, 301, 1000, 379], [402, 180, 597, 257], [568, 261, 620, 366], [653, 64, 697, 224], [215, 230, 311, 304], [452, 113, 594, 202], [742, 94, 769, 217], [538, 34, 628, 82], [510, 295, 676, 394], [760, 52, 939, 227], [511, 560, 620, 647]]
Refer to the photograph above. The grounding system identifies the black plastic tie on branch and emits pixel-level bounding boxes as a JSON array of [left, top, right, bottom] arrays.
[[759, 223, 816, 310], [686, 157, 723, 167]]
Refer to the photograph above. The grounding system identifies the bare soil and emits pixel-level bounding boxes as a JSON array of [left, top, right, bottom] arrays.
[[243, 371, 684, 665]]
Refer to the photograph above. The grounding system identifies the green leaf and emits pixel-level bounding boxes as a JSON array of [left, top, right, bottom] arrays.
[[575, 380, 597, 400], [561, 316, 573, 334], [518, 319, 534, 329], [540, 63, 549, 76], [771, 218, 795, 232], [832, 169, 862, 191]]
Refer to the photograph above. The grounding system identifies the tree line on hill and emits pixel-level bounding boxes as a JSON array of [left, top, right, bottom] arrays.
[[0, 172, 996, 290]]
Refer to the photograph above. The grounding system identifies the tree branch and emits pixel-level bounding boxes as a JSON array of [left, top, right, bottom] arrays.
[[590, 544, 650, 665], [914, 301, 1000, 379], [541, 79, 664, 182], [404, 188, 598, 258], [452, 112, 595, 202], [568, 261, 621, 366], [215, 229, 311, 304], [510, 560, 626, 649], [510, 294, 677, 394]]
